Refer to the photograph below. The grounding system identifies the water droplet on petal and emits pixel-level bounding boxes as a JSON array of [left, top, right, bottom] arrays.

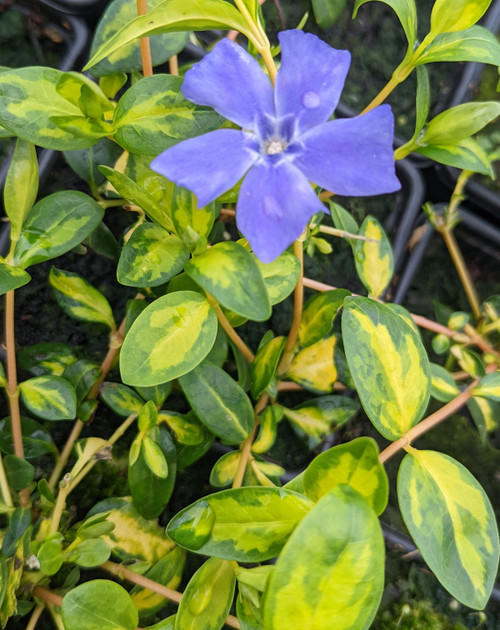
[[302, 91, 320, 109], [262, 195, 283, 219]]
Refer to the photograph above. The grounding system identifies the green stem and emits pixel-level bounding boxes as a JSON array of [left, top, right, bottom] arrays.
[[25, 604, 45, 630], [49, 473, 72, 534], [440, 227, 482, 322]]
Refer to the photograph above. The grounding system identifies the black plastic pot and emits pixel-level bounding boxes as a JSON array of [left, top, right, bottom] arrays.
[[0, 3, 89, 204], [38, 0, 108, 26]]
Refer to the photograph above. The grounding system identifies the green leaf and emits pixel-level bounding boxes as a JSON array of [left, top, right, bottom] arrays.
[[99, 166, 174, 231], [418, 25, 500, 66], [113, 74, 222, 156], [252, 406, 281, 454], [129, 425, 177, 519], [4, 455, 34, 491], [138, 401, 159, 433], [472, 371, 500, 401], [354, 216, 394, 299], [63, 360, 101, 403], [342, 296, 431, 441], [303, 437, 388, 514], [263, 485, 385, 630], [159, 411, 205, 446], [467, 397, 500, 439], [286, 336, 337, 394], [38, 539, 64, 576], [256, 251, 301, 305], [177, 557, 235, 630], [67, 538, 111, 567], [64, 138, 123, 189], [62, 580, 139, 630], [137, 382, 172, 407], [421, 102, 500, 146], [13, 191, 104, 269], [353, 0, 417, 50], [49, 267, 115, 330], [171, 185, 218, 241], [250, 336, 286, 399], [84, 0, 253, 71], [430, 363, 460, 402], [0, 260, 31, 296], [186, 242, 271, 321], [410, 65, 431, 145], [19, 375, 77, 421], [89, 0, 188, 77], [0, 416, 56, 459], [118, 224, 188, 288], [430, 0, 492, 35], [0, 67, 99, 150], [298, 289, 349, 348], [56, 71, 113, 119], [179, 361, 254, 444], [398, 449, 499, 609], [18, 342, 77, 377], [282, 396, 359, 449], [451, 346, 485, 378], [312, 0, 346, 28], [3, 139, 38, 242], [100, 382, 144, 417], [142, 436, 169, 478], [166, 487, 313, 561], [329, 202, 359, 246], [120, 291, 217, 387], [416, 137, 494, 176], [210, 451, 241, 488]]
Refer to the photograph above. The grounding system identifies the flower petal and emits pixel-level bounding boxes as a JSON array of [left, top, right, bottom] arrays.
[[182, 39, 275, 132], [237, 159, 325, 263], [292, 105, 401, 196], [151, 130, 258, 207], [275, 30, 351, 136]]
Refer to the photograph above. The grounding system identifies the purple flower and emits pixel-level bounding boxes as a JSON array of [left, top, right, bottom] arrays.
[[151, 30, 400, 263]]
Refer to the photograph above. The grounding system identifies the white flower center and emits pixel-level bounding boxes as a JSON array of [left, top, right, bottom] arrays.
[[265, 139, 287, 155]]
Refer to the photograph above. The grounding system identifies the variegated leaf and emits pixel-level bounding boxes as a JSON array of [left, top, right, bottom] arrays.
[[256, 251, 301, 305], [398, 449, 499, 609], [286, 336, 337, 393], [354, 216, 394, 299], [19, 376, 77, 421]]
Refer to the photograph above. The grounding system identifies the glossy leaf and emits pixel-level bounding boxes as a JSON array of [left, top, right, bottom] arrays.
[[3, 139, 38, 242], [0, 67, 98, 150], [430, 363, 460, 402], [467, 397, 500, 439], [0, 416, 56, 459], [418, 26, 500, 66], [67, 538, 111, 567], [171, 185, 218, 241], [113, 74, 222, 156], [84, 0, 253, 70], [120, 291, 217, 386], [19, 375, 77, 421], [118, 224, 189, 288], [4, 455, 34, 491], [342, 296, 430, 441], [282, 396, 359, 449], [329, 202, 359, 246], [176, 557, 235, 630], [13, 191, 104, 269], [303, 437, 388, 514], [354, 216, 394, 299], [250, 336, 286, 399], [159, 411, 205, 446], [89, 0, 188, 77], [179, 361, 254, 444], [421, 102, 500, 146], [298, 289, 349, 348], [256, 251, 301, 305], [398, 449, 499, 609], [38, 538, 64, 576], [353, 0, 417, 49], [252, 406, 281, 454], [166, 487, 313, 562], [64, 359, 101, 403], [0, 260, 31, 296], [49, 267, 115, 330], [263, 485, 385, 630], [62, 580, 138, 630], [186, 242, 271, 321], [100, 382, 144, 417], [286, 336, 337, 393], [430, 0, 491, 35], [416, 137, 493, 177]]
